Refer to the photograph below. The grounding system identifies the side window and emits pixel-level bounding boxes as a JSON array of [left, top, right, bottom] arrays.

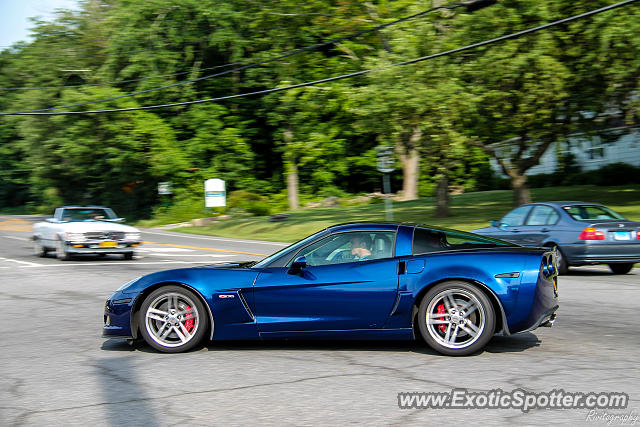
[[291, 231, 395, 266], [500, 206, 532, 227], [413, 227, 513, 254], [526, 206, 559, 226]]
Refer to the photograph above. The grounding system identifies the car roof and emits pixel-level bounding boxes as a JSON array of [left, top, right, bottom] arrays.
[[325, 222, 471, 234], [526, 201, 604, 207], [60, 205, 109, 209]]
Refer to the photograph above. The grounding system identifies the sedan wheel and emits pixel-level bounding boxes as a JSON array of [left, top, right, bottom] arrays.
[[139, 286, 209, 353], [33, 240, 47, 257], [418, 281, 495, 356], [609, 263, 634, 275], [552, 245, 568, 275], [56, 239, 71, 261]]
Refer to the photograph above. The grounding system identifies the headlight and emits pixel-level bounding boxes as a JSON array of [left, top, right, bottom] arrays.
[[117, 276, 142, 292], [65, 232, 85, 242], [125, 232, 141, 241]]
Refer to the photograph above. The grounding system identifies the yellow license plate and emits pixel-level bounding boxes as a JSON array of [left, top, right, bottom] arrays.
[[100, 241, 117, 247]]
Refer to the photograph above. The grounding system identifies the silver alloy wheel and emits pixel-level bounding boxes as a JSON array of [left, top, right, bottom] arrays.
[[33, 240, 45, 257], [56, 240, 69, 260], [145, 292, 200, 348], [425, 288, 486, 349]]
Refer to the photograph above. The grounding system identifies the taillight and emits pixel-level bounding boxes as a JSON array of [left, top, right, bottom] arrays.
[[637, 230, 640, 240], [578, 227, 605, 240]]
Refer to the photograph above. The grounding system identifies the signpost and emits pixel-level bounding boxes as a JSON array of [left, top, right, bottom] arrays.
[[157, 182, 173, 195], [376, 146, 395, 221], [204, 179, 226, 208]]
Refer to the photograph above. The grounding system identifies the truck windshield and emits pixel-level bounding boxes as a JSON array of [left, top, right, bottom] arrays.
[[61, 208, 115, 222]]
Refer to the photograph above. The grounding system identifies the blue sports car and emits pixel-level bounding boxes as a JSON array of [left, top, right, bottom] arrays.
[[104, 223, 559, 356]]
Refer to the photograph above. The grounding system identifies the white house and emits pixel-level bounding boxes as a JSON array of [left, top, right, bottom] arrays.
[[491, 126, 640, 175]]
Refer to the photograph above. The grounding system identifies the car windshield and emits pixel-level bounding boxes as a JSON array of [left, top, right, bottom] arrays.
[[252, 231, 325, 268], [61, 208, 116, 222], [562, 205, 626, 221]]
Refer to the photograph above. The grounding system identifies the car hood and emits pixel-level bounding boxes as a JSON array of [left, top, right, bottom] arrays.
[[471, 226, 497, 234], [55, 221, 139, 232]]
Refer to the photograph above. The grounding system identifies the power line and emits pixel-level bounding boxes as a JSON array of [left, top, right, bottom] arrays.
[[1, 0, 636, 116], [0, 62, 243, 91], [0, 1, 476, 102]]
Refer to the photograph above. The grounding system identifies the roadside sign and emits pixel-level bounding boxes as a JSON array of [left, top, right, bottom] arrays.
[[204, 179, 226, 207], [158, 182, 173, 195], [376, 146, 395, 173]]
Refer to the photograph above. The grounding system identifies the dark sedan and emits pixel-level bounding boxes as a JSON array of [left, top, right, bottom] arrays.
[[472, 201, 640, 274]]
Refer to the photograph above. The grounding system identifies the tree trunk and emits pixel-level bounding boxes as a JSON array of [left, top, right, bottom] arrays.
[[435, 173, 450, 218], [511, 172, 531, 206], [283, 129, 299, 211], [398, 126, 421, 201]]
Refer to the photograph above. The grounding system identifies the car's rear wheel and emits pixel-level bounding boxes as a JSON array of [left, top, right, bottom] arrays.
[[609, 263, 634, 275], [418, 281, 495, 356], [123, 252, 134, 260], [552, 245, 568, 275], [138, 286, 209, 353], [56, 239, 71, 261]]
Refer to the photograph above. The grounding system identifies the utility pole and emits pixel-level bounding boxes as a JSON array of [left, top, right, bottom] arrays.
[[376, 146, 395, 221]]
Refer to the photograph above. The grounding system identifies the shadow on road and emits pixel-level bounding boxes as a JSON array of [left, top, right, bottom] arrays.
[[93, 356, 160, 426], [102, 334, 542, 356]]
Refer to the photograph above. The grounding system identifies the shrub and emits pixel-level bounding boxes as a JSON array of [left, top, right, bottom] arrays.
[[227, 190, 271, 216]]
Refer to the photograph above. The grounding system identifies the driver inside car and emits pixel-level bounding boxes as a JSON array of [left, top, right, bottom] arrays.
[[349, 234, 372, 260]]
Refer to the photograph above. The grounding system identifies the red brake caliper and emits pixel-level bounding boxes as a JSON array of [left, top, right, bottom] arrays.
[[436, 304, 446, 332], [184, 305, 195, 332]]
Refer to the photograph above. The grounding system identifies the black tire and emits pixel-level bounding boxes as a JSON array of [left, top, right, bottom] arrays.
[[552, 245, 568, 275], [33, 239, 48, 257], [123, 252, 134, 260], [609, 263, 634, 275], [56, 239, 72, 261], [138, 285, 210, 353], [418, 281, 495, 356]]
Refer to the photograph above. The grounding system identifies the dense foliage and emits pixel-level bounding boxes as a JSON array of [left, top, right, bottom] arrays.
[[0, 0, 638, 219]]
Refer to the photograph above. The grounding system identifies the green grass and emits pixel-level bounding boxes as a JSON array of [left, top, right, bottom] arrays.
[[168, 185, 640, 243]]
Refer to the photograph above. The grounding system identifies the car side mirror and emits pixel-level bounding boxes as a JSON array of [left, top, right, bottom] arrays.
[[490, 220, 498, 227], [46, 218, 59, 223], [288, 256, 307, 275]]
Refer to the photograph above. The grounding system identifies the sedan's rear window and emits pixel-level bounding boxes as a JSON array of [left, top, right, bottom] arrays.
[[562, 205, 626, 221], [413, 227, 513, 255]]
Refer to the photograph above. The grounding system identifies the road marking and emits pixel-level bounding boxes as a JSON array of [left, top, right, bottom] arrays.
[[4, 236, 29, 242], [142, 241, 267, 257], [143, 254, 231, 257], [0, 256, 43, 267], [142, 229, 289, 246], [137, 247, 195, 252], [0, 217, 33, 232]]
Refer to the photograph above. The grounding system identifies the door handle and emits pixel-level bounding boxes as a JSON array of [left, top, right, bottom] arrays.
[[511, 229, 520, 233], [397, 261, 406, 275], [541, 228, 549, 232]]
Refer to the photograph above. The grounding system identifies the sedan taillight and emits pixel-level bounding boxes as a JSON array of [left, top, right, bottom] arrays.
[[578, 227, 605, 240], [637, 230, 640, 240]]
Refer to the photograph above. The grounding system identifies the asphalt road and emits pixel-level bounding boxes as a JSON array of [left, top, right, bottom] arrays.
[[0, 215, 638, 426]]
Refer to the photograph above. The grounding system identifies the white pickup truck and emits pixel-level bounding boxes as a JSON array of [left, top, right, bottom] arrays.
[[33, 206, 141, 260]]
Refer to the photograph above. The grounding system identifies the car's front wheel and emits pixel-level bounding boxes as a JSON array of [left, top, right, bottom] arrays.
[[56, 239, 71, 261], [33, 239, 48, 257], [418, 281, 495, 356], [138, 285, 209, 353], [609, 263, 634, 275]]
